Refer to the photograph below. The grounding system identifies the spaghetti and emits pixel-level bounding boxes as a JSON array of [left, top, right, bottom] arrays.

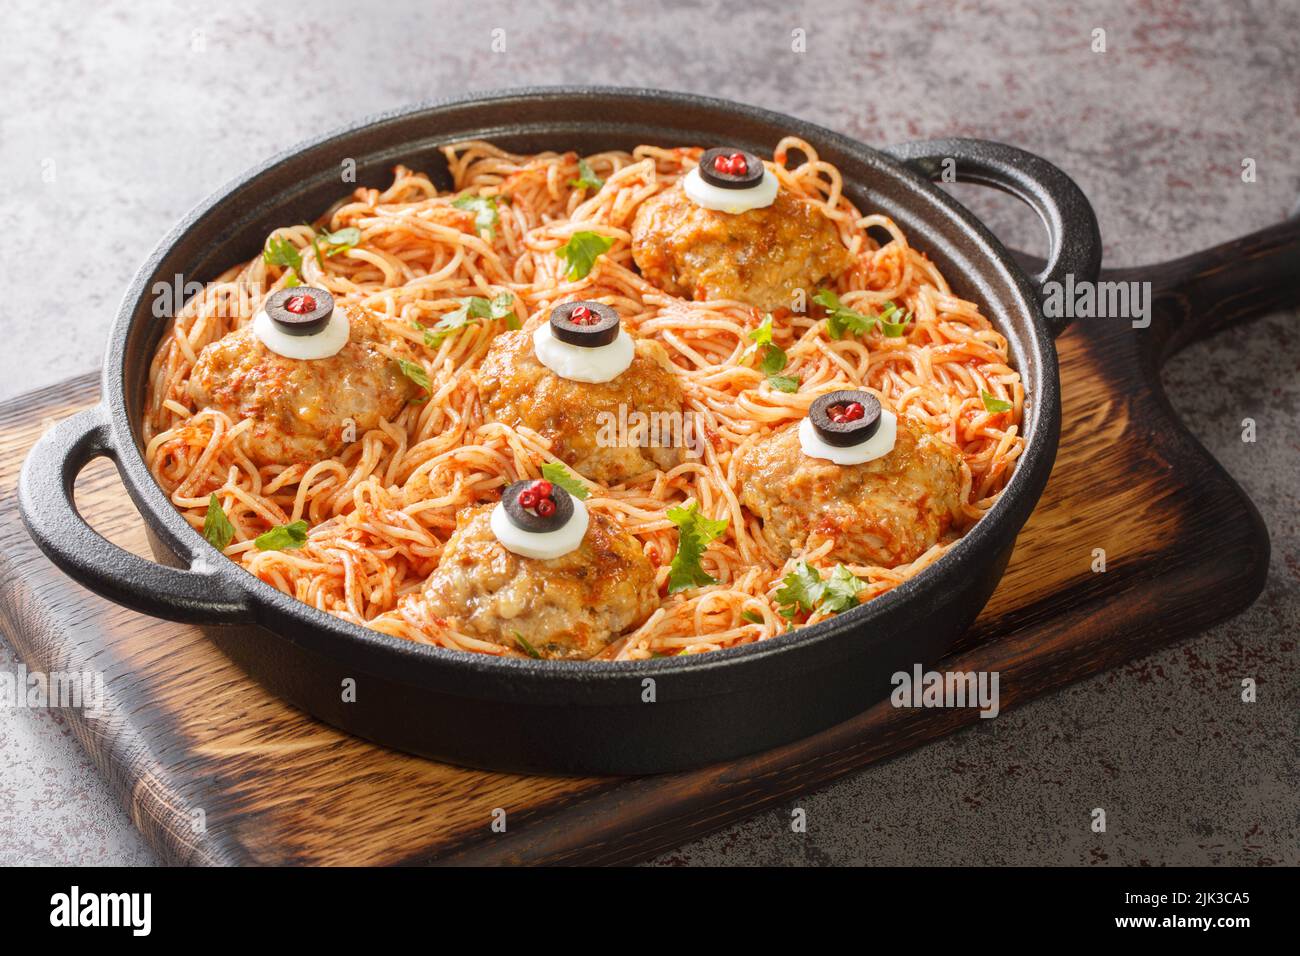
[[143, 137, 1024, 660]]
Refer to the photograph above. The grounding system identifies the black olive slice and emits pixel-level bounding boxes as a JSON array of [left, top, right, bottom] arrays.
[[697, 148, 765, 190], [502, 479, 575, 534], [550, 300, 620, 347], [809, 390, 882, 447], [265, 287, 334, 336]]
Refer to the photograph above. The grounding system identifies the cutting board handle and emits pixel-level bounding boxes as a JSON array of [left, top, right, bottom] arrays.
[[1135, 214, 1300, 362]]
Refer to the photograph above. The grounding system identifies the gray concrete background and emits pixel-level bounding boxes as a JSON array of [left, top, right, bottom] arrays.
[[1, 0, 1296, 865]]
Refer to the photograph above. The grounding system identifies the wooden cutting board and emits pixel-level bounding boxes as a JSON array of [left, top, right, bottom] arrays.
[[0, 225, 1291, 866]]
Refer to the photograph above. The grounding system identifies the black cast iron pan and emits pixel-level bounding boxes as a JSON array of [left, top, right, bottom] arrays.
[[18, 87, 1105, 774]]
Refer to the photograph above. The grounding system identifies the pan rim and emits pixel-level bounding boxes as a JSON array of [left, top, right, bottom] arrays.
[[100, 85, 1059, 686]]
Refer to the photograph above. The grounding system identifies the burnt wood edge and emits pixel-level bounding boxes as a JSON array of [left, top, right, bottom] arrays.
[[0, 375, 235, 865], [0, 542, 232, 866]]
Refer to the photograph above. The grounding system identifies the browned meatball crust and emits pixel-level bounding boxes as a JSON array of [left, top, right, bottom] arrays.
[[630, 181, 854, 310], [734, 415, 965, 568], [417, 504, 658, 659], [189, 307, 417, 467], [477, 328, 685, 484]]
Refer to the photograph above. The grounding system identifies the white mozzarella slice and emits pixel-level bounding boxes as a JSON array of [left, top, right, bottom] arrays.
[[798, 409, 898, 466], [252, 306, 350, 360], [682, 165, 779, 214], [532, 321, 634, 384], [490, 497, 590, 560]]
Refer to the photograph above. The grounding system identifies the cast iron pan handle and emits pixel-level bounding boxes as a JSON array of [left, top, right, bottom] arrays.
[[882, 138, 1102, 338], [19, 405, 254, 624]]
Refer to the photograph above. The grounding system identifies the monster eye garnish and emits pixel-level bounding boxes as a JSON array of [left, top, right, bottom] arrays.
[[264, 286, 334, 336], [683, 146, 778, 214], [502, 479, 573, 531], [491, 478, 591, 560], [697, 148, 765, 189], [809, 390, 882, 446], [549, 300, 620, 347], [253, 285, 350, 360], [798, 389, 898, 466], [532, 300, 635, 384]]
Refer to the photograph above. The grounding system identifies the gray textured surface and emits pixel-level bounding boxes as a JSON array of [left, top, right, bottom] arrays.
[[0, 0, 1296, 866]]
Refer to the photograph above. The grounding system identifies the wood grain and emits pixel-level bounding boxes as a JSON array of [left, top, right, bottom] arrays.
[[0, 244, 1281, 864]]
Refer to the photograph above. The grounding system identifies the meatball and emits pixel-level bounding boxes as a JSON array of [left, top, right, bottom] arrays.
[[734, 415, 965, 568], [631, 181, 854, 310], [477, 328, 685, 484], [417, 504, 658, 659], [189, 307, 418, 467]]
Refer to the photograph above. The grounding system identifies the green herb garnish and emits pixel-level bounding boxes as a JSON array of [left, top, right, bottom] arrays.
[[757, 343, 788, 377], [741, 609, 764, 625], [774, 561, 823, 617], [452, 194, 501, 239], [879, 302, 914, 337], [815, 289, 914, 340], [540, 461, 590, 500], [254, 519, 308, 552], [774, 561, 865, 619], [813, 289, 876, 339], [748, 314, 775, 350], [319, 225, 360, 249], [263, 235, 302, 273], [747, 315, 801, 393], [308, 225, 361, 265], [202, 494, 234, 551], [570, 158, 604, 191], [665, 501, 729, 594], [820, 565, 866, 613], [424, 292, 516, 347], [512, 630, 542, 659], [981, 390, 1013, 413], [397, 358, 431, 400], [556, 231, 615, 281]]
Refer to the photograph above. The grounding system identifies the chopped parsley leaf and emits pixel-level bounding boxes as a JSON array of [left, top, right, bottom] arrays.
[[397, 359, 431, 400], [202, 494, 234, 551], [540, 461, 590, 500], [556, 231, 614, 280], [452, 194, 501, 239], [308, 225, 361, 265], [569, 158, 604, 191], [813, 289, 876, 339], [775, 561, 865, 618], [748, 315, 800, 392], [666, 501, 729, 594], [879, 302, 914, 337], [981, 390, 1013, 413], [263, 235, 302, 273], [424, 292, 516, 347], [254, 519, 308, 552]]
